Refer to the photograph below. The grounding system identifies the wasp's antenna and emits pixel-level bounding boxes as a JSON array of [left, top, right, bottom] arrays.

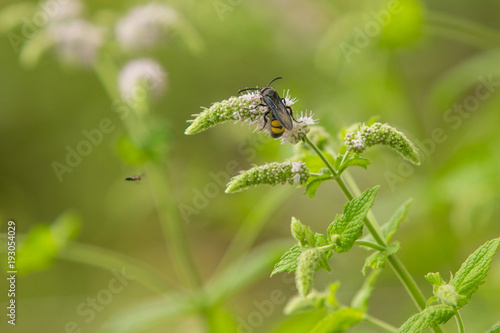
[[237, 87, 260, 94], [265, 76, 282, 87]]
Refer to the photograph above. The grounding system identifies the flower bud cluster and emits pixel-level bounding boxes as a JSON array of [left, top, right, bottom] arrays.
[[344, 122, 420, 165], [225, 161, 310, 193]]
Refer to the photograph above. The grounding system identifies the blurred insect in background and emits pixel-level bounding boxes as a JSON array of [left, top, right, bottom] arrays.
[[125, 173, 144, 181], [238, 76, 298, 138]]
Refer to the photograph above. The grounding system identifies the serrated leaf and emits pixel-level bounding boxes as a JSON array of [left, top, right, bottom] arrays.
[[310, 307, 363, 333], [362, 198, 412, 244], [337, 156, 370, 174], [351, 270, 382, 311], [362, 242, 400, 275], [383, 198, 412, 242], [327, 186, 379, 253], [425, 272, 445, 286], [397, 304, 455, 333], [304, 174, 333, 198], [271, 245, 302, 276], [450, 238, 500, 308]]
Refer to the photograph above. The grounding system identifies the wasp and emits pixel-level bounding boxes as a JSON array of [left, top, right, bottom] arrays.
[[238, 77, 297, 138]]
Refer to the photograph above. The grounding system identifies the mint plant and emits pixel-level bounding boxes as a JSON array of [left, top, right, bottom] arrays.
[[186, 90, 500, 332]]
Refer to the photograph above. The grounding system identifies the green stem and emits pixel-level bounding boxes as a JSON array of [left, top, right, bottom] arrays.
[[354, 240, 386, 252], [455, 311, 465, 333], [363, 313, 398, 333], [93, 52, 202, 290], [303, 136, 443, 333]]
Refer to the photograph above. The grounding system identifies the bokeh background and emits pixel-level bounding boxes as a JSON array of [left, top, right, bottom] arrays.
[[1, 0, 500, 332]]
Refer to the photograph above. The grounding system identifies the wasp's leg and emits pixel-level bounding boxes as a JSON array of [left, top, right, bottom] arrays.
[[284, 104, 302, 123], [260, 110, 271, 130]]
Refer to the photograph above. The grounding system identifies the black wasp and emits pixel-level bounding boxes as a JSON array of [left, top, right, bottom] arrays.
[[238, 77, 297, 138]]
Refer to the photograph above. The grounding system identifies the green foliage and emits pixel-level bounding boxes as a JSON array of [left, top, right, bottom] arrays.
[[17, 211, 81, 274], [351, 270, 382, 311], [271, 245, 303, 276], [304, 170, 333, 198], [335, 154, 370, 175], [310, 307, 363, 333], [327, 186, 379, 252], [362, 242, 400, 274], [397, 304, 455, 333], [450, 238, 500, 308]]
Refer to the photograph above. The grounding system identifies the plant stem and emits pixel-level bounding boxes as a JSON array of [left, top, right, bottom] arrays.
[[455, 311, 465, 333], [363, 313, 398, 333], [354, 240, 386, 252], [93, 53, 202, 290], [303, 136, 444, 333]]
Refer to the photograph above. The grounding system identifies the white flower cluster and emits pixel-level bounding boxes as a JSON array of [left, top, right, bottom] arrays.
[[43, 0, 104, 67], [118, 58, 167, 103], [115, 2, 178, 51]]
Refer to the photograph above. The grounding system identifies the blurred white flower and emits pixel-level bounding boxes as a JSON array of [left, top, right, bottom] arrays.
[[119, 58, 167, 103], [115, 3, 178, 51], [41, 0, 84, 22], [48, 19, 104, 66]]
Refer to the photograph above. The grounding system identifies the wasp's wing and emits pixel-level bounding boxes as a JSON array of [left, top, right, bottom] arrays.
[[263, 95, 293, 130]]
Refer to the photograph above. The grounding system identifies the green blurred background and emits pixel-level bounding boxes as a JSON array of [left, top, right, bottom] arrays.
[[1, 0, 500, 332]]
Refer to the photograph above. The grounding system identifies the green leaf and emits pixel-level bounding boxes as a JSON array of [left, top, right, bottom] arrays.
[[314, 233, 333, 272], [284, 284, 338, 316], [337, 156, 370, 174], [397, 304, 455, 333], [327, 186, 379, 253], [362, 242, 400, 275], [304, 174, 333, 198], [450, 238, 500, 308], [382, 198, 412, 242], [310, 307, 363, 333], [425, 272, 446, 286], [271, 245, 302, 276], [486, 322, 500, 333], [17, 211, 81, 275], [351, 270, 382, 311]]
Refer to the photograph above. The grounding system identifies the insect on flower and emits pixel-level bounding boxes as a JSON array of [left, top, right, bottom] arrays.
[[238, 77, 298, 138]]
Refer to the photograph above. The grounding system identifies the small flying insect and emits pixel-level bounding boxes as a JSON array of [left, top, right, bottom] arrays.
[[125, 173, 144, 182], [237, 77, 297, 138]]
